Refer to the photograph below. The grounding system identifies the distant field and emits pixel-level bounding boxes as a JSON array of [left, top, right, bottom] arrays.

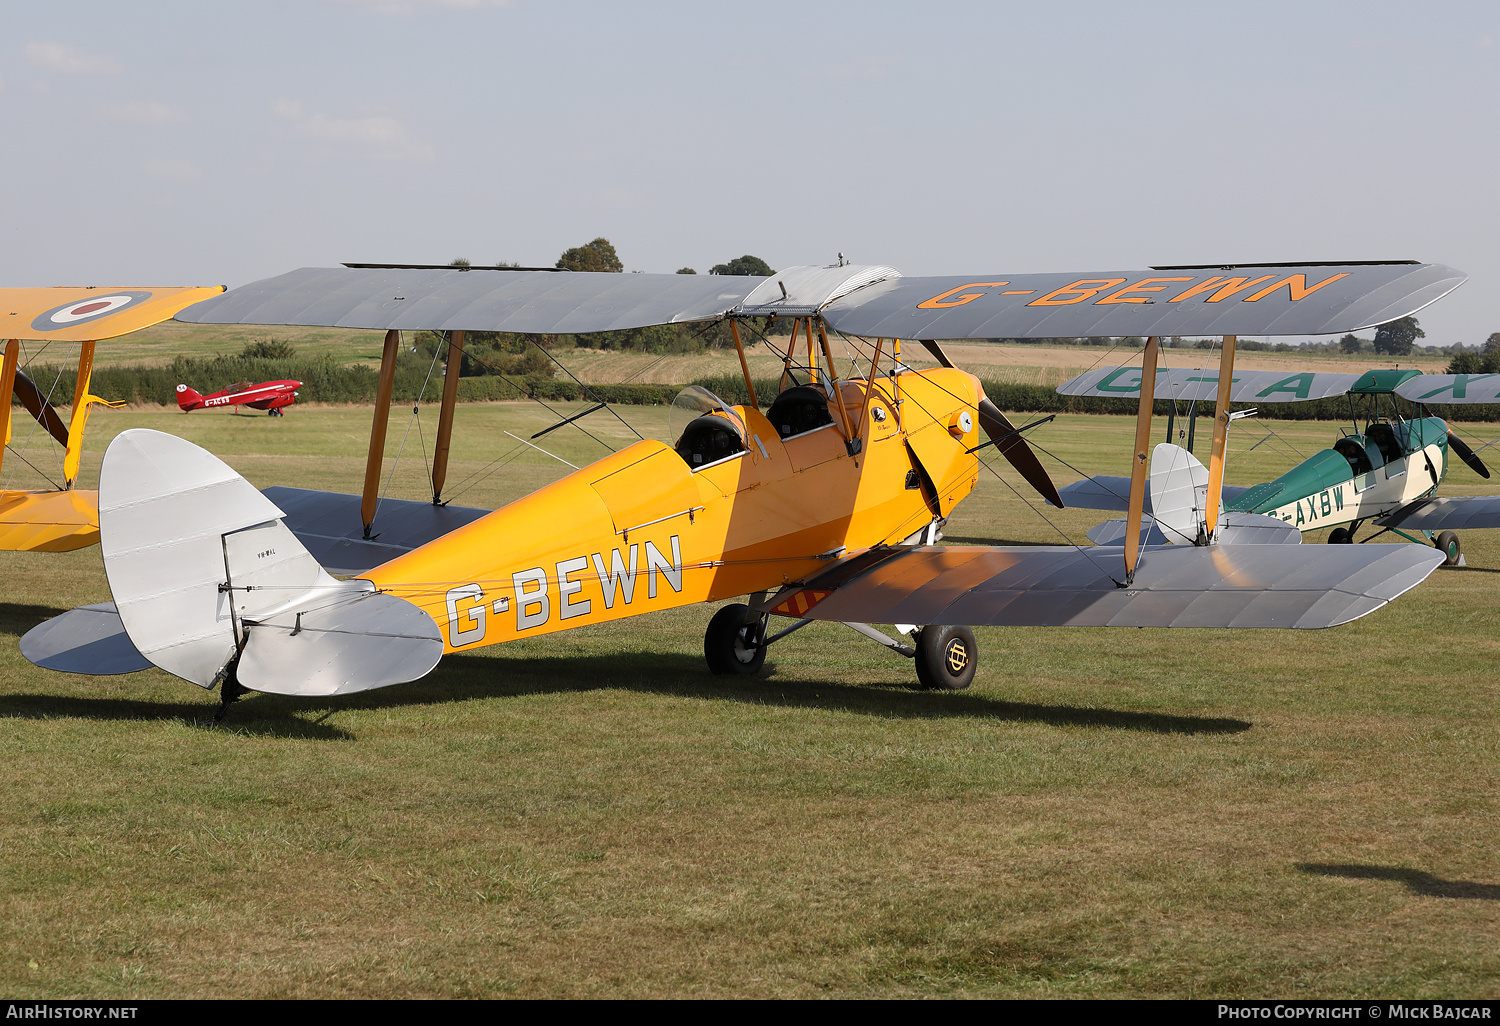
[[1, 404, 1497, 998]]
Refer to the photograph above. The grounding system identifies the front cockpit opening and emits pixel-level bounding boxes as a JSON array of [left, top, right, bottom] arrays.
[[765, 384, 833, 440]]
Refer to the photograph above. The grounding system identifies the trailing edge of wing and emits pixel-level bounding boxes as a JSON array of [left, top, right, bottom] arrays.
[[759, 542, 1442, 629], [1, 286, 226, 342], [822, 263, 1464, 340], [1058, 367, 1364, 403]]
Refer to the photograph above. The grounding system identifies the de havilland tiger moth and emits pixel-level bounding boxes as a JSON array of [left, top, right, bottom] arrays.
[[16, 259, 1466, 718], [1057, 354, 1500, 566]]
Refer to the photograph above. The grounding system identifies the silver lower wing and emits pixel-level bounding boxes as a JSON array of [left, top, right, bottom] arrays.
[[265, 487, 492, 575], [759, 543, 1443, 629], [1375, 495, 1500, 531]]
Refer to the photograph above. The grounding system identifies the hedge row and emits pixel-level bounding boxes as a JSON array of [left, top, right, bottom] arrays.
[[15, 360, 1500, 422]]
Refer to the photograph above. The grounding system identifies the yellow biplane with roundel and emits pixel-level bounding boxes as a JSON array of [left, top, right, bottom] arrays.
[[0, 286, 225, 552], [18, 259, 1466, 719]]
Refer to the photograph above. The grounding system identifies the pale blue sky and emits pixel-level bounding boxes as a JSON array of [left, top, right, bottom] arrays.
[[3, 0, 1496, 345]]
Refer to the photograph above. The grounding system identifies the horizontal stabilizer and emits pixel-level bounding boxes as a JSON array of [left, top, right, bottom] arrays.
[[1058, 475, 1249, 514], [236, 587, 446, 697], [1086, 517, 1169, 546], [1375, 495, 1500, 532], [1087, 511, 1299, 547], [20, 603, 151, 675], [759, 542, 1442, 629], [264, 486, 491, 575]]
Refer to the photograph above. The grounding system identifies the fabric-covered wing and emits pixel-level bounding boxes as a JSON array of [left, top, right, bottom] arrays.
[[264, 487, 492, 575], [2, 286, 225, 342], [821, 263, 1464, 340], [1394, 375, 1500, 404], [759, 543, 1441, 629], [176, 267, 764, 333], [1375, 495, 1500, 531], [1058, 367, 1362, 403]]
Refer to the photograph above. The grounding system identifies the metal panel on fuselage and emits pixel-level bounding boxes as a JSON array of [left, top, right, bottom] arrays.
[[361, 369, 981, 654]]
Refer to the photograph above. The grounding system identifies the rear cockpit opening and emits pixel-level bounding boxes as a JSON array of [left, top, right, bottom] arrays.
[[670, 385, 748, 470]]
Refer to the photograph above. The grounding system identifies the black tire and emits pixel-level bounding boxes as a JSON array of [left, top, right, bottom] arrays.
[[913, 625, 977, 690], [704, 603, 766, 676], [1328, 527, 1352, 544], [1436, 530, 1461, 567]]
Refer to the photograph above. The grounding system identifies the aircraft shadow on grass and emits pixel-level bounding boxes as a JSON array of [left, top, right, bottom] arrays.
[[1298, 863, 1500, 900], [0, 646, 1249, 739]]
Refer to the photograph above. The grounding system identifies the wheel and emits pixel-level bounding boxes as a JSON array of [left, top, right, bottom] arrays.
[[913, 625, 977, 690], [1435, 530, 1461, 566], [1328, 527, 1352, 544], [704, 603, 766, 675]]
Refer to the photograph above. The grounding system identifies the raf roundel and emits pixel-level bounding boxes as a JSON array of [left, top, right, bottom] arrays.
[[31, 291, 153, 333]]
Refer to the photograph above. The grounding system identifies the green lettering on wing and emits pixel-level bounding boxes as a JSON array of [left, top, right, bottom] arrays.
[[1255, 372, 1315, 400], [1096, 367, 1143, 394], [1416, 374, 1499, 401]]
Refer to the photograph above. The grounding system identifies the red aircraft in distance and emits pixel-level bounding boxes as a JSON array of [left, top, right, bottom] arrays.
[[176, 379, 300, 416]]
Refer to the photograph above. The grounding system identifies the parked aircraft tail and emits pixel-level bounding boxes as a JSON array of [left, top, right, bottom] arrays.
[[175, 384, 204, 411], [25, 429, 444, 697]]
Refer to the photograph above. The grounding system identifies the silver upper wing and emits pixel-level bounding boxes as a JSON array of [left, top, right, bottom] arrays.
[[1058, 367, 1363, 403], [178, 261, 1465, 341], [177, 266, 766, 333], [821, 262, 1464, 340], [1394, 375, 1500, 404], [1057, 475, 1250, 513]]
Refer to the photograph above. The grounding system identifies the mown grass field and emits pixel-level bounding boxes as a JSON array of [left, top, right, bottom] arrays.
[[1, 401, 1497, 998]]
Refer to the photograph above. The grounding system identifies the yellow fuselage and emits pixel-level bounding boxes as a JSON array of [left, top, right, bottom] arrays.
[[364, 369, 984, 653]]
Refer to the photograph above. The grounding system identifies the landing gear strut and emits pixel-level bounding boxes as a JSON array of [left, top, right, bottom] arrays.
[[703, 600, 980, 691]]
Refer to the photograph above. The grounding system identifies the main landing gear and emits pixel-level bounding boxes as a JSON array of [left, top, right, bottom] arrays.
[[703, 604, 977, 690], [1330, 521, 1463, 566]]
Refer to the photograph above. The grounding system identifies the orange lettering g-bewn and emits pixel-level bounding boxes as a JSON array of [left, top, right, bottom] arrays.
[[917, 282, 1010, 309], [1027, 279, 1128, 307]]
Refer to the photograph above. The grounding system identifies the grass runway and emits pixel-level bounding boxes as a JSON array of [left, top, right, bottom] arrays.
[[0, 402, 1496, 998]]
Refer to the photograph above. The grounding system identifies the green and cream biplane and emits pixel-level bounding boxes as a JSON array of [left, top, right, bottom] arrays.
[[1057, 363, 1500, 565]]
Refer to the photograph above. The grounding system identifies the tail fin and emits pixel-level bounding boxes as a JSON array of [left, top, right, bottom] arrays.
[[175, 384, 203, 411], [96, 429, 442, 696], [1149, 443, 1211, 544]]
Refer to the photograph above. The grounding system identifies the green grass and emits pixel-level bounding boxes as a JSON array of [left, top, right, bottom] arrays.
[[1, 403, 1497, 998]]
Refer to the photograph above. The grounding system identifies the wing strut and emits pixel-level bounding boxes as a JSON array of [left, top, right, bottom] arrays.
[[430, 330, 466, 504], [62, 340, 126, 488], [0, 340, 17, 478], [361, 329, 400, 537], [1123, 336, 1160, 583], [1204, 335, 1237, 539]]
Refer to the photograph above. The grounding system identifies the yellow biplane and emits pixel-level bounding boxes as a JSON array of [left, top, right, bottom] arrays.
[[0, 286, 225, 551], [19, 260, 1465, 718]]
